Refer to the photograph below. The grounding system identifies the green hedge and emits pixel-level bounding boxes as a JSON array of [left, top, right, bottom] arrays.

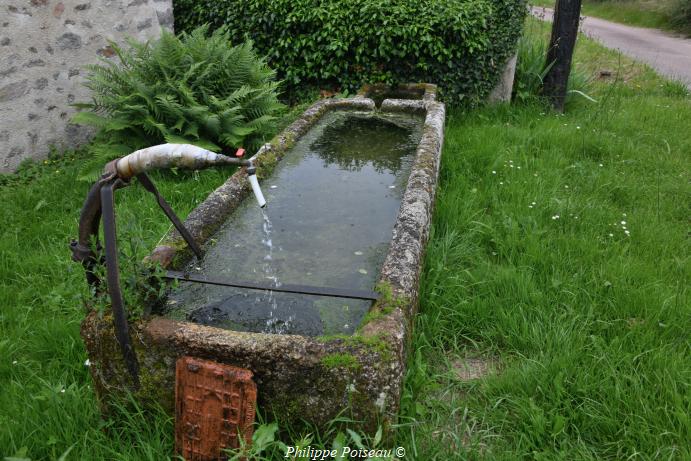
[[173, 0, 527, 105], [670, 0, 691, 35]]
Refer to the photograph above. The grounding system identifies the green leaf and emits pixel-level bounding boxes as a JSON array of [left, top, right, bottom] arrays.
[[57, 444, 76, 461], [252, 422, 277, 453], [346, 429, 366, 450], [4, 446, 31, 461], [34, 199, 47, 212], [70, 112, 110, 129], [71, 24, 283, 150], [332, 431, 347, 460], [373, 425, 383, 447]]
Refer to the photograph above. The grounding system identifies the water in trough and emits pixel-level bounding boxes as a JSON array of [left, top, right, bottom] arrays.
[[163, 110, 423, 336]]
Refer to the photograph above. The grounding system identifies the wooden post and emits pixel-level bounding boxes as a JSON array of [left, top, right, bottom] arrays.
[[542, 0, 582, 112]]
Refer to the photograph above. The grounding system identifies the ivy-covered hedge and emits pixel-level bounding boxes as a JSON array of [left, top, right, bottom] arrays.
[[173, 0, 526, 105]]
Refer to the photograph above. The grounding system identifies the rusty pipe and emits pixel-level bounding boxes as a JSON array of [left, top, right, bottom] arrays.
[[106, 143, 266, 207], [75, 144, 252, 255], [105, 143, 251, 180]]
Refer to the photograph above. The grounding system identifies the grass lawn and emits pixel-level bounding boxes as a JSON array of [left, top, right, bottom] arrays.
[[530, 0, 682, 33], [1, 20, 689, 461], [401, 19, 690, 461]]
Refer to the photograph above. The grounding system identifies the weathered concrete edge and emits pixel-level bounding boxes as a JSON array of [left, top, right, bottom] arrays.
[[358, 99, 445, 416], [380, 99, 427, 114], [356, 82, 438, 103]]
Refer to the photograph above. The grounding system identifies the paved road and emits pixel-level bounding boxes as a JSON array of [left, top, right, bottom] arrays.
[[531, 6, 691, 89]]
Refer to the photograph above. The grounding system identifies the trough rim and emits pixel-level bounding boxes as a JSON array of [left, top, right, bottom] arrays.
[[84, 85, 444, 430]]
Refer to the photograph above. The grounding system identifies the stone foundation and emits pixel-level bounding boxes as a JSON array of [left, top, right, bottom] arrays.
[[0, 0, 173, 172]]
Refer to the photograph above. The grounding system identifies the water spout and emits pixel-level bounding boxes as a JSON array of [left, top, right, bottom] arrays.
[[105, 143, 267, 209], [247, 167, 267, 208]]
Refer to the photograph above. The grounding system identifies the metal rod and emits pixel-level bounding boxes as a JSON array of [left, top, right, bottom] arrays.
[[165, 271, 380, 301], [136, 173, 203, 260], [101, 180, 141, 389]]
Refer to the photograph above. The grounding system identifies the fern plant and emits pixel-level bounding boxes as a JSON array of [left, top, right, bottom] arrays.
[[73, 26, 284, 180]]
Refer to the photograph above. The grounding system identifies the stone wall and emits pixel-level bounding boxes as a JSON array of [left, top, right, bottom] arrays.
[[0, 0, 174, 173]]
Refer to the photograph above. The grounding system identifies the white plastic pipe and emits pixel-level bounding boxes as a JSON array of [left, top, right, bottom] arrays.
[[247, 173, 267, 208]]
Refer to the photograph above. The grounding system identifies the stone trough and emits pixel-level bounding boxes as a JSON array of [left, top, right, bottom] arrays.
[[81, 84, 445, 432]]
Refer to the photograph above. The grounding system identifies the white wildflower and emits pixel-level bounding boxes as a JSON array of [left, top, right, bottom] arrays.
[[375, 392, 387, 411]]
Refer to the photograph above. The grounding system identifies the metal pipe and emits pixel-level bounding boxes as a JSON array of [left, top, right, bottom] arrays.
[[166, 271, 380, 301], [105, 143, 267, 208], [109, 143, 250, 180]]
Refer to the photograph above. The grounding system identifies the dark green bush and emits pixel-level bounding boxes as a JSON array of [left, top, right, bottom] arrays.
[[173, 0, 527, 105], [669, 0, 691, 34], [73, 26, 283, 178]]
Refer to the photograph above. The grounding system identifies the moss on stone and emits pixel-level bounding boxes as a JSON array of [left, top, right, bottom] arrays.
[[255, 149, 280, 180], [357, 281, 409, 330], [316, 332, 393, 362], [135, 356, 174, 410], [321, 353, 361, 370]]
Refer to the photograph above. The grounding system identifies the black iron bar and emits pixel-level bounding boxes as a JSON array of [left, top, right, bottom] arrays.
[[101, 180, 141, 389], [165, 271, 380, 301], [136, 173, 204, 260]]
